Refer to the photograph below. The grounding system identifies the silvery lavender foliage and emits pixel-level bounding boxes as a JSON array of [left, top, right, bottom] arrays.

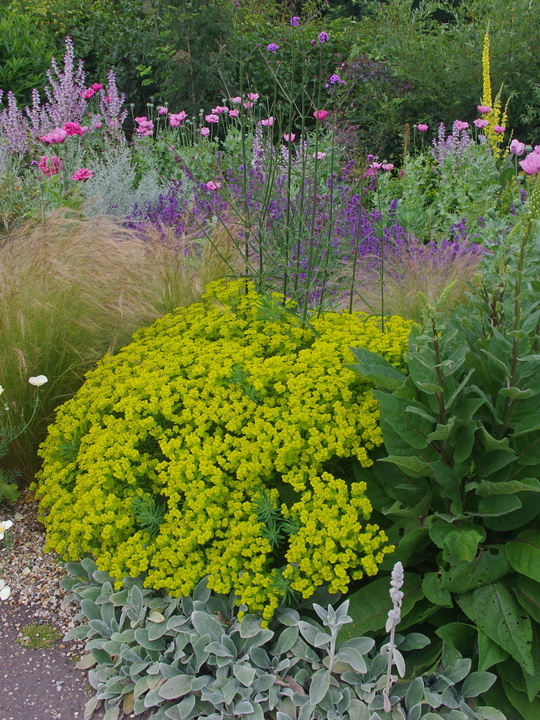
[[42, 36, 87, 128], [0, 91, 30, 154], [63, 560, 504, 720]]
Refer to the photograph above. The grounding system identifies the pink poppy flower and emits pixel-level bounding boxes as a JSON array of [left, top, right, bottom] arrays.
[[212, 106, 229, 114], [82, 88, 95, 99], [454, 120, 469, 131], [72, 168, 93, 181], [169, 112, 187, 127], [205, 114, 219, 124], [283, 133, 296, 142], [230, 96, 242, 104], [200, 127, 210, 136], [91, 83, 103, 91], [39, 127, 67, 144], [63, 121, 86, 136], [493, 125, 505, 134], [206, 180, 222, 190], [248, 93, 259, 102], [477, 105, 492, 114], [38, 156, 62, 176], [382, 163, 394, 171], [243, 101, 253, 109], [369, 162, 383, 170], [474, 118, 489, 128], [157, 106, 168, 115], [313, 109, 328, 120], [136, 119, 154, 136], [228, 109, 240, 118], [312, 151, 326, 159], [510, 139, 526, 155], [519, 152, 540, 175], [417, 123, 428, 132], [260, 117, 274, 127]]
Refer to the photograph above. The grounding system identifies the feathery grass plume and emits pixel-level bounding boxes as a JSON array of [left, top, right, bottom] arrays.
[[0, 212, 232, 484], [345, 235, 483, 322]]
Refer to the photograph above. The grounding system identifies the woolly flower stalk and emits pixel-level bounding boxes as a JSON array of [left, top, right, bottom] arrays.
[[383, 562, 404, 713]]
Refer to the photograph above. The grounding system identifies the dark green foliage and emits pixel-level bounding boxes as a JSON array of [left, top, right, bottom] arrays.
[[0, 8, 55, 102], [346, 176, 540, 719], [153, 0, 237, 116]]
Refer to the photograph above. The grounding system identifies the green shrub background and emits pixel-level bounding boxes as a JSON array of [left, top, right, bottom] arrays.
[[36, 280, 411, 619]]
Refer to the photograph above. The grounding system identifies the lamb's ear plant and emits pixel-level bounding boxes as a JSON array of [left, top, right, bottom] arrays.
[[61, 559, 503, 720], [347, 173, 540, 719]]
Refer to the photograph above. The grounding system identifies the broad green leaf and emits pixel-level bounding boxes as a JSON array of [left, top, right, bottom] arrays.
[[476, 494, 522, 517], [499, 387, 535, 399], [347, 347, 406, 390], [379, 455, 435, 478], [476, 450, 516, 479], [501, 676, 540, 720], [440, 548, 510, 594], [523, 624, 540, 702], [443, 528, 485, 564], [379, 527, 430, 571], [432, 461, 461, 501], [452, 422, 479, 465], [426, 417, 456, 442], [435, 623, 476, 657], [514, 576, 540, 623], [476, 478, 540, 496], [483, 492, 540, 530], [513, 431, 540, 465], [422, 573, 453, 608], [457, 582, 533, 675], [506, 530, 540, 582], [344, 573, 422, 638], [374, 391, 433, 451], [477, 629, 509, 672]]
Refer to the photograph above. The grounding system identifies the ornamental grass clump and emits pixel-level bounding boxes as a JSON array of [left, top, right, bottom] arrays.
[[36, 280, 411, 619]]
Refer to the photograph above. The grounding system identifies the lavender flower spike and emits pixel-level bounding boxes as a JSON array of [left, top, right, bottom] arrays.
[[100, 69, 128, 131]]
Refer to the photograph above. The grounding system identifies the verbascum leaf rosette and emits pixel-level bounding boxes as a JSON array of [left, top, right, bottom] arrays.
[[36, 280, 411, 620]]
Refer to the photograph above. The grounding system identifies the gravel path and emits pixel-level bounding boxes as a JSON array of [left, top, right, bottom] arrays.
[[0, 493, 106, 720]]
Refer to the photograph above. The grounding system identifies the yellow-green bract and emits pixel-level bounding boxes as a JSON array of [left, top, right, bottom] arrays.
[[37, 280, 411, 620]]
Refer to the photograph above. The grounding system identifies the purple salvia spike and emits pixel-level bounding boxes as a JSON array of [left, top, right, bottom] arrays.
[[99, 69, 128, 131], [0, 92, 30, 154], [44, 36, 87, 126]]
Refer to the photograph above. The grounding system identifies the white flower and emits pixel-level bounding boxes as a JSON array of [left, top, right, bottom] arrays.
[[28, 375, 48, 387], [0, 579, 11, 601], [0, 385, 4, 396], [0, 520, 14, 540]]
